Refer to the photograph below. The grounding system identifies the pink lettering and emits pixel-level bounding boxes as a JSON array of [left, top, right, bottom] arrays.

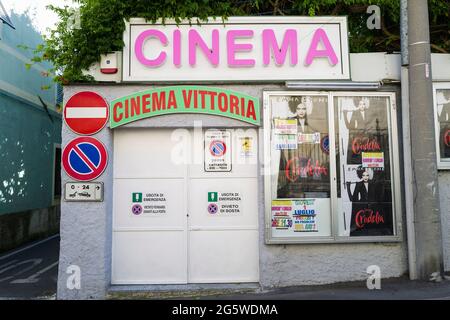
[[173, 29, 181, 67], [355, 209, 385, 229], [227, 30, 255, 67], [444, 129, 450, 147], [285, 158, 328, 182], [305, 28, 338, 66], [352, 137, 381, 155], [135, 29, 168, 67], [188, 29, 219, 66], [262, 29, 298, 66]]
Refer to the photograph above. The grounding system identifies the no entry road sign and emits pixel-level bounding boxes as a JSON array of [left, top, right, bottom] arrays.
[[62, 137, 108, 181], [64, 91, 109, 135]]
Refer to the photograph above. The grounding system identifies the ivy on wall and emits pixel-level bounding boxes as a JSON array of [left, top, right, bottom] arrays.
[[28, 0, 450, 84]]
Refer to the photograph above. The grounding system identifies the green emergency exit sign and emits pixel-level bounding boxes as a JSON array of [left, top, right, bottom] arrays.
[[132, 192, 142, 202], [208, 192, 218, 202]]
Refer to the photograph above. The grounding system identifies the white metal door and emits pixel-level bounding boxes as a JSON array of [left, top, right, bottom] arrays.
[[112, 128, 259, 284], [112, 129, 188, 284], [187, 129, 259, 282]]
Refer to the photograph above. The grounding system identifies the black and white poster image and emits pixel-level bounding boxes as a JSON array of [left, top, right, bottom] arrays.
[[269, 94, 332, 238], [274, 95, 330, 199], [436, 89, 450, 160], [335, 96, 394, 237]]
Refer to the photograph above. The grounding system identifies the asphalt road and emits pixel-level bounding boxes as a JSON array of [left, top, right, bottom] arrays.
[[1, 235, 450, 300], [192, 277, 450, 300], [0, 235, 59, 299]]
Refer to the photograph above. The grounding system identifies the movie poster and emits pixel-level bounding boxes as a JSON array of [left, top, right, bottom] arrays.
[[436, 89, 450, 160], [335, 96, 394, 237], [270, 95, 332, 237]]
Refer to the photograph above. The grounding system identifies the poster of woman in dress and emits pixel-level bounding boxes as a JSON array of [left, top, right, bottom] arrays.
[[346, 166, 393, 236], [275, 96, 330, 199], [342, 97, 388, 165], [336, 96, 394, 237], [269, 94, 332, 238]]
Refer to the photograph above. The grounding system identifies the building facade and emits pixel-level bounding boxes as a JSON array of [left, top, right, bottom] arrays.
[[0, 10, 62, 252], [56, 17, 450, 299]]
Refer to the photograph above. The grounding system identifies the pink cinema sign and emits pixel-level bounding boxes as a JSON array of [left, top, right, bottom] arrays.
[[123, 17, 349, 82]]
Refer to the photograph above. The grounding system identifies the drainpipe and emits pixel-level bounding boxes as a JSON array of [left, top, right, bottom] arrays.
[[400, 0, 418, 280]]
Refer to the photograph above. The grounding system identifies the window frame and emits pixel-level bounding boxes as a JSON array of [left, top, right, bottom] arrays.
[[264, 90, 403, 244], [52, 143, 62, 205], [433, 82, 450, 170]]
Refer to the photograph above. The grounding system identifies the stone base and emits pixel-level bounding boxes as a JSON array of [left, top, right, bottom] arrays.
[[0, 205, 60, 253]]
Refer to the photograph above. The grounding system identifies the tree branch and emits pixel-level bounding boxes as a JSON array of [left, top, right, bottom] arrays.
[[331, 3, 343, 15], [431, 43, 448, 53], [381, 14, 400, 40], [269, 0, 279, 16]]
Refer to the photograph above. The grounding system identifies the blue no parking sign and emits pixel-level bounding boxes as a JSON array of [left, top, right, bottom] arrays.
[[62, 137, 108, 181], [209, 140, 227, 157]]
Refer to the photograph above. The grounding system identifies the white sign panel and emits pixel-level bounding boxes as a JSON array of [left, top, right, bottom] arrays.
[[64, 182, 103, 201], [131, 192, 167, 216], [123, 17, 350, 82], [271, 198, 331, 237], [207, 191, 242, 216], [204, 130, 232, 172]]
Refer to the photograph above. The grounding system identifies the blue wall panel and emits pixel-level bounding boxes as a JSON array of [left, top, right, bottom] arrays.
[[0, 12, 62, 215], [0, 93, 61, 214]]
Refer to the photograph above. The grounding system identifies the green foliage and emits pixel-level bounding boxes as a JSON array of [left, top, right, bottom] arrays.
[[30, 0, 450, 83]]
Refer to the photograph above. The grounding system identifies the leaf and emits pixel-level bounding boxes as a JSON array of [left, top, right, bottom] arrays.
[[35, 0, 449, 84]]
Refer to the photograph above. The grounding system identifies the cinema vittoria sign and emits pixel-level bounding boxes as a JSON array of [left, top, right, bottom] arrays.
[[110, 86, 260, 127]]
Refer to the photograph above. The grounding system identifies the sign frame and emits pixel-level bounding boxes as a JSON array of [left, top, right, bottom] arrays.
[[204, 129, 232, 172], [62, 136, 109, 182], [109, 86, 260, 128], [122, 16, 350, 82], [263, 90, 403, 244], [64, 182, 104, 202], [433, 82, 450, 170], [64, 91, 109, 135]]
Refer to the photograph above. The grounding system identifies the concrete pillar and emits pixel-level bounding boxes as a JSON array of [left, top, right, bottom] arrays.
[[407, 0, 444, 279]]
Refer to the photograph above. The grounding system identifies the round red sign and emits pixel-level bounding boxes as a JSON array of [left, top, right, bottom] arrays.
[[62, 137, 108, 181], [64, 91, 109, 135]]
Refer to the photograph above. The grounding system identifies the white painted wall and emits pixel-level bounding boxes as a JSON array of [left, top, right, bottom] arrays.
[[58, 83, 409, 299], [84, 52, 450, 83]]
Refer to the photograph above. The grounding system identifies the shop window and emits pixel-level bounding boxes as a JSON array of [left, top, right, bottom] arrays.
[[264, 91, 401, 243], [433, 83, 450, 169]]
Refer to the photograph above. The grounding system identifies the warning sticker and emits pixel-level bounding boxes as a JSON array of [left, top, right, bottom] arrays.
[[273, 119, 297, 135], [274, 134, 297, 150], [131, 192, 167, 216], [271, 199, 318, 232], [239, 136, 254, 157], [207, 191, 242, 216], [298, 132, 321, 144], [362, 152, 384, 168], [204, 130, 232, 172]]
